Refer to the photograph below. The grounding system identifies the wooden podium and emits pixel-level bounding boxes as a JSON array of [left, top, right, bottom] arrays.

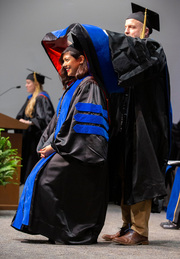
[[0, 113, 28, 210]]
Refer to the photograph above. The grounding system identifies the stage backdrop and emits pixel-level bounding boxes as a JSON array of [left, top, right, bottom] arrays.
[[0, 0, 180, 122]]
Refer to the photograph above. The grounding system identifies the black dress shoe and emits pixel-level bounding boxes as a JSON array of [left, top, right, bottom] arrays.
[[160, 221, 179, 229]]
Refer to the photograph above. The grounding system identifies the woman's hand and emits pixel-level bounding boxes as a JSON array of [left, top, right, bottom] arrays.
[[38, 145, 55, 158], [19, 118, 32, 125]]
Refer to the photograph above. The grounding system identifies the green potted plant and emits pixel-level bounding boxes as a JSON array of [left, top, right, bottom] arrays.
[[0, 128, 21, 186]]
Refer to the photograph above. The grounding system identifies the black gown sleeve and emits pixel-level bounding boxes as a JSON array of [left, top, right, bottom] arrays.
[[16, 99, 28, 120], [51, 78, 109, 165], [106, 30, 167, 87]]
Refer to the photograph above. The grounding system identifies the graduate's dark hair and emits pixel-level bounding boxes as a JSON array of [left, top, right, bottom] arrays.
[[59, 45, 89, 88]]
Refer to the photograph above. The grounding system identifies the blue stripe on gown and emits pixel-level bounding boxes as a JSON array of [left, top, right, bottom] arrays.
[[74, 113, 109, 131], [12, 78, 84, 230], [12, 153, 54, 229], [166, 166, 180, 222], [74, 124, 109, 141], [75, 102, 108, 120]]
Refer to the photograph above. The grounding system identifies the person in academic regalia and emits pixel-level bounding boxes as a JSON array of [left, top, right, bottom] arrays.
[[11, 45, 109, 245], [16, 72, 54, 184], [160, 163, 180, 230], [160, 122, 180, 230], [102, 3, 171, 245]]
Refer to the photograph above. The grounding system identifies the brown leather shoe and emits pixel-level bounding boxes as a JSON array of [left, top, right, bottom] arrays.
[[102, 226, 130, 241], [113, 229, 149, 245], [102, 231, 120, 241]]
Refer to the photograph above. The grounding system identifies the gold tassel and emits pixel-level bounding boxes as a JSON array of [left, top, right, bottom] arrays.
[[33, 72, 38, 83], [140, 8, 147, 39]]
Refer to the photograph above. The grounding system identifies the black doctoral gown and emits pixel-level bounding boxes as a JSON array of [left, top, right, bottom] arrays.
[[106, 31, 171, 205], [16, 92, 54, 183], [12, 76, 109, 245]]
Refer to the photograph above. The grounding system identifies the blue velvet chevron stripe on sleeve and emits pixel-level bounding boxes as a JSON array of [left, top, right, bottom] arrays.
[[74, 124, 109, 141], [74, 114, 109, 131], [75, 103, 108, 120], [73, 102, 109, 141]]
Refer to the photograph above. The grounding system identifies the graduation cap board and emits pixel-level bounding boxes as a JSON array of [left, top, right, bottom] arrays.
[[128, 2, 160, 38], [26, 69, 52, 85], [41, 23, 123, 94]]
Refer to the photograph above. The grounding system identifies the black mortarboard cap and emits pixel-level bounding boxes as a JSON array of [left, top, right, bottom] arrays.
[[127, 2, 160, 34], [26, 69, 52, 84]]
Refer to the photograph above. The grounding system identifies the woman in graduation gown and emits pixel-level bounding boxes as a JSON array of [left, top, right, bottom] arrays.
[[16, 72, 55, 184], [12, 45, 109, 245]]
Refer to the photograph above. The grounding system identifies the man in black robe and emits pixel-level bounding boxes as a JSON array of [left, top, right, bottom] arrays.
[[102, 3, 171, 245]]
